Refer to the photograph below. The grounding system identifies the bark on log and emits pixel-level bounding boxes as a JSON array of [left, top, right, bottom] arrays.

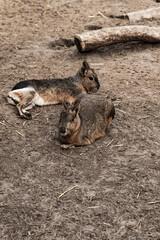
[[126, 7, 160, 22], [74, 25, 160, 52]]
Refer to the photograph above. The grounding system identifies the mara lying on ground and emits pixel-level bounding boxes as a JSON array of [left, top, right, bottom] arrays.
[[7, 60, 100, 119], [59, 94, 115, 146]]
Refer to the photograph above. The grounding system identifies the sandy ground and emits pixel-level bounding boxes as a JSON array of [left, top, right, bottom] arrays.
[[0, 0, 160, 239]]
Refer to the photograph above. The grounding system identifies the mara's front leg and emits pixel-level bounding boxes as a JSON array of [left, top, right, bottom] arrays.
[[60, 137, 91, 149]]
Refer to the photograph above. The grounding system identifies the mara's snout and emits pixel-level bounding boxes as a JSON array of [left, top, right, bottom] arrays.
[[59, 127, 67, 136], [93, 85, 100, 93], [96, 79, 100, 91]]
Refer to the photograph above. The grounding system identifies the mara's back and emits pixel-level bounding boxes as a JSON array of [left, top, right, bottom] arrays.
[[12, 77, 76, 90], [79, 95, 115, 135], [80, 95, 114, 119]]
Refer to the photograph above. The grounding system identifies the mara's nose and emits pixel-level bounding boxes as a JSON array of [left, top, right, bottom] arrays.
[[94, 86, 99, 92], [60, 127, 66, 135]]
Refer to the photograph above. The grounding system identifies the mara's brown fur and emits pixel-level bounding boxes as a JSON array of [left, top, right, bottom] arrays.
[[59, 95, 115, 146], [7, 60, 100, 119]]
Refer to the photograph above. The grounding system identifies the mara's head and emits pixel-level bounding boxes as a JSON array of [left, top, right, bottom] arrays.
[[59, 99, 81, 138], [80, 60, 100, 93]]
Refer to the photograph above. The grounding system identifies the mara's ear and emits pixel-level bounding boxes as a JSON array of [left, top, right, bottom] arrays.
[[80, 60, 90, 75], [62, 101, 69, 110], [72, 98, 80, 114], [82, 60, 90, 70]]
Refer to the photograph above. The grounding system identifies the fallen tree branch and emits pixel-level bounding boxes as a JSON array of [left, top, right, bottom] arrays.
[[126, 7, 160, 22], [110, 7, 160, 22], [75, 25, 160, 52]]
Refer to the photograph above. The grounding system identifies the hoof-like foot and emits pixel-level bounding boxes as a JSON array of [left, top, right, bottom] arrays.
[[20, 112, 32, 120], [61, 144, 75, 149]]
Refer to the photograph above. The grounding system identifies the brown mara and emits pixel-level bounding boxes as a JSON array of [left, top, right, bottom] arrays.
[[7, 60, 100, 119], [59, 94, 115, 146]]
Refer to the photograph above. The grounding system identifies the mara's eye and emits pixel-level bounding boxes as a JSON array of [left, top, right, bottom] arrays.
[[71, 117, 75, 122], [89, 76, 93, 81]]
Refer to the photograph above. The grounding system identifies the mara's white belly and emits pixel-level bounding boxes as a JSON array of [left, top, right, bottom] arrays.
[[33, 93, 58, 106], [33, 93, 47, 106]]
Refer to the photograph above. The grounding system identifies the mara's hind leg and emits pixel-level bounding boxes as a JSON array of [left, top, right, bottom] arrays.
[[17, 102, 34, 120], [8, 91, 21, 105], [15, 91, 36, 120]]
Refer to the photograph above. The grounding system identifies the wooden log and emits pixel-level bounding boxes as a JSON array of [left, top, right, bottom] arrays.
[[109, 7, 160, 22], [126, 7, 160, 22], [74, 25, 160, 52]]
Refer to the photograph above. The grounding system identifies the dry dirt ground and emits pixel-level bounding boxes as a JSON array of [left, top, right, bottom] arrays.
[[0, 0, 160, 239]]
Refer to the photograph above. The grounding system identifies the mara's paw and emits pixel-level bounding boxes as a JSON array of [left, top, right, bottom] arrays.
[[61, 144, 75, 149], [20, 112, 32, 120]]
